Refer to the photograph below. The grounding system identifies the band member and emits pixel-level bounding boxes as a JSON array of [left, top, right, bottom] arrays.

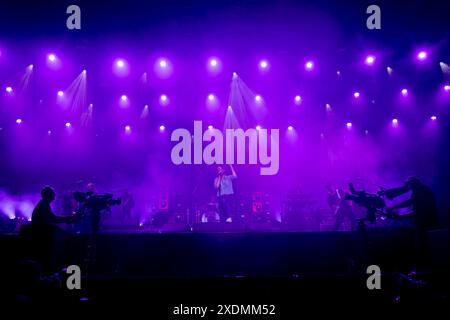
[[32, 186, 75, 226], [214, 165, 237, 222], [121, 189, 135, 223], [326, 184, 356, 231]]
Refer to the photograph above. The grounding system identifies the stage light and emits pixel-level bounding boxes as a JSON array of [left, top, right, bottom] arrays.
[[294, 95, 302, 104], [387, 66, 393, 75], [232, 72, 238, 79], [116, 59, 125, 68], [353, 91, 360, 98], [208, 94, 215, 101], [5, 86, 13, 93], [417, 51, 427, 61], [392, 118, 398, 127], [288, 125, 293, 131], [154, 58, 172, 78], [401, 88, 408, 96], [28, 64, 33, 70], [365, 129, 369, 135], [346, 122, 352, 129], [444, 85, 450, 92], [336, 70, 341, 76], [365, 55, 375, 65], [121, 95, 128, 101], [16, 118, 22, 124], [57, 90, 64, 97], [440, 62, 450, 74], [255, 95, 262, 102], [159, 59, 167, 68], [227, 105, 232, 111], [159, 94, 169, 106], [208, 125, 213, 130], [65, 122, 71, 128], [47, 130, 52, 135], [82, 69, 87, 74], [326, 103, 332, 111], [159, 125, 166, 131], [48, 53, 56, 62], [207, 57, 222, 74], [305, 61, 314, 71], [124, 125, 131, 132], [430, 115, 437, 121], [256, 125, 261, 130]]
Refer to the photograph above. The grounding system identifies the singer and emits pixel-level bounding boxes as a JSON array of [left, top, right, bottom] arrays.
[[214, 165, 237, 223]]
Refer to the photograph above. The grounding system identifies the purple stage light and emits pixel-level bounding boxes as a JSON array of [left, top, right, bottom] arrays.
[[259, 59, 269, 72], [208, 125, 213, 130], [430, 115, 437, 121], [391, 118, 399, 128], [287, 125, 294, 131], [346, 122, 352, 129], [159, 125, 166, 132], [57, 90, 64, 97], [305, 61, 314, 71], [5, 86, 13, 93], [232, 72, 238, 79], [444, 85, 450, 92], [47, 130, 52, 135], [116, 59, 125, 68], [113, 59, 129, 77], [256, 125, 261, 130], [365, 55, 375, 65], [121, 95, 128, 101], [28, 64, 33, 70], [255, 95, 262, 102], [207, 57, 222, 74], [124, 125, 131, 133], [159, 94, 169, 106], [159, 59, 168, 68], [82, 69, 87, 74], [48, 53, 56, 62], [387, 66, 393, 75], [16, 118, 22, 124], [209, 58, 218, 67], [65, 122, 71, 128], [208, 93, 215, 101], [417, 51, 428, 61], [401, 88, 408, 96], [227, 105, 232, 111], [294, 95, 302, 105], [326, 103, 332, 111], [154, 57, 173, 78], [353, 91, 360, 98]]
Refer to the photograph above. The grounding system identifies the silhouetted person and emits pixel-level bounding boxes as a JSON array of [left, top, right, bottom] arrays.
[[385, 177, 439, 273], [385, 177, 438, 231], [121, 189, 135, 224], [24, 186, 75, 274], [326, 184, 356, 231], [32, 186, 74, 226]]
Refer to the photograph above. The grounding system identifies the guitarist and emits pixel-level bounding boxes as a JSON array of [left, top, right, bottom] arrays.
[[326, 184, 356, 231]]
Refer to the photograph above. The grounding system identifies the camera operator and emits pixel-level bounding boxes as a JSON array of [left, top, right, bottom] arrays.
[[384, 177, 438, 231], [384, 177, 439, 274]]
